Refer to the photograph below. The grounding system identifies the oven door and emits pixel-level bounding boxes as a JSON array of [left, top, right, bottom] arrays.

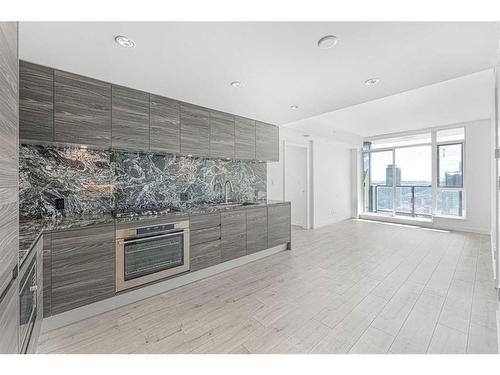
[[116, 229, 190, 292]]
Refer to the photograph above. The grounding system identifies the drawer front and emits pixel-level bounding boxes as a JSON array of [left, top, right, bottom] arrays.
[[190, 240, 221, 271], [246, 207, 268, 254], [191, 226, 221, 246], [189, 213, 221, 230]]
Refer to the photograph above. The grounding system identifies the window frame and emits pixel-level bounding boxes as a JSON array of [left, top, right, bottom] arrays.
[[362, 126, 466, 220]]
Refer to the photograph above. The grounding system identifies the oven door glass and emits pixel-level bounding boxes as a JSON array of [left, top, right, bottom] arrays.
[[124, 232, 184, 281]]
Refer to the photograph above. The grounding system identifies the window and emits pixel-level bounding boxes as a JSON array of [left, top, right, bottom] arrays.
[[362, 126, 465, 219], [436, 128, 465, 217]]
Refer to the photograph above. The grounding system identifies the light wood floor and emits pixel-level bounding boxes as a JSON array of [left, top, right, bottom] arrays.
[[37, 220, 499, 354]]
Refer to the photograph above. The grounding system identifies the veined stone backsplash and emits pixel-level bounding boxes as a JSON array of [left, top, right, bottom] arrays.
[[19, 144, 267, 219]]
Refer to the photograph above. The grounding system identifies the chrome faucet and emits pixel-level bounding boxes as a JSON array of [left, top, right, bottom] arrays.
[[224, 180, 233, 204]]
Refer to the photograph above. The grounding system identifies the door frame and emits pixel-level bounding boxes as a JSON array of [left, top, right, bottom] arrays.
[[282, 140, 313, 229]]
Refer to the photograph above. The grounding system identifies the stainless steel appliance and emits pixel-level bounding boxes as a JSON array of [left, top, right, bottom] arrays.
[[19, 257, 37, 353], [115, 220, 190, 292]]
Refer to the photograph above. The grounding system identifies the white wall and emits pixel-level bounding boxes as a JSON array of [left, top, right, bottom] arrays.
[[432, 119, 492, 234], [267, 127, 354, 229]]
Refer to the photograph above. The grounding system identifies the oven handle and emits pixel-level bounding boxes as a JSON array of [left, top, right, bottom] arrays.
[[121, 230, 185, 245]]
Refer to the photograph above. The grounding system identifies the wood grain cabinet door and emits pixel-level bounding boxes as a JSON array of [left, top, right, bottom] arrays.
[[190, 240, 221, 272], [180, 104, 210, 157], [112, 85, 150, 151], [221, 210, 246, 261], [150, 94, 180, 153], [0, 278, 19, 354], [210, 111, 235, 159], [50, 225, 115, 315], [246, 207, 268, 254], [267, 204, 291, 247], [19, 61, 54, 142], [54, 70, 111, 147], [256, 121, 279, 162], [235, 116, 256, 160]]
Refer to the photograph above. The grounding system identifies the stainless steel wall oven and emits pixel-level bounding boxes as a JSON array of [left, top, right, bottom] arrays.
[[115, 220, 190, 292]]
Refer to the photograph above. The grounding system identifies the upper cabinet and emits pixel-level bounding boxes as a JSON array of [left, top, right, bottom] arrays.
[[210, 111, 234, 159], [19, 62, 279, 162], [19, 61, 54, 142], [235, 116, 256, 160], [150, 94, 180, 154], [54, 71, 111, 147], [112, 86, 150, 151], [256, 121, 279, 162], [180, 104, 210, 157]]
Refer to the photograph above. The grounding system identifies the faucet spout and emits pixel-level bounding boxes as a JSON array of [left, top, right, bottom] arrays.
[[224, 180, 233, 204]]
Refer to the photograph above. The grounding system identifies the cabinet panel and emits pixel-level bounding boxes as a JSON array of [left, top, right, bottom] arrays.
[[189, 212, 220, 230], [268, 204, 291, 247], [150, 94, 180, 153], [19, 61, 54, 142], [112, 85, 150, 151], [51, 225, 115, 315], [42, 233, 52, 318], [0, 190, 18, 298], [246, 207, 268, 254], [210, 111, 234, 158], [191, 226, 221, 246], [235, 116, 255, 160], [221, 210, 246, 261], [190, 240, 221, 271], [180, 104, 210, 157], [0, 278, 19, 354], [256, 121, 279, 162], [54, 71, 111, 146]]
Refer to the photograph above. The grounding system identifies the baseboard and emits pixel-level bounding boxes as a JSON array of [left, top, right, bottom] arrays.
[[40, 244, 287, 334]]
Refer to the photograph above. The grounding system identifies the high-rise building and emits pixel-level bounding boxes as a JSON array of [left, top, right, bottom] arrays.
[[386, 164, 401, 185], [444, 171, 462, 187]]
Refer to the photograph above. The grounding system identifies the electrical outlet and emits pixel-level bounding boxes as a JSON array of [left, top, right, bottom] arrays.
[[55, 198, 65, 210], [180, 192, 189, 202]]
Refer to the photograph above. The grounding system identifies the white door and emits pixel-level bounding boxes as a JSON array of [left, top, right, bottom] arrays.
[[285, 144, 308, 228]]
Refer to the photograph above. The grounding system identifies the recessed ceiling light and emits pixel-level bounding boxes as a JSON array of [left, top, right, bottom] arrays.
[[290, 105, 299, 110], [230, 81, 241, 88], [114, 35, 136, 48], [317, 35, 338, 49], [364, 78, 380, 86], [187, 154, 193, 157]]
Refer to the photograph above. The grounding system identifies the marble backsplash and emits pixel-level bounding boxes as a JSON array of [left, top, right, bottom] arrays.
[[19, 145, 266, 219]]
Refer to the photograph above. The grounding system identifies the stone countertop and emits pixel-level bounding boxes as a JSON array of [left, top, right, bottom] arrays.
[[19, 200, 290, 265]]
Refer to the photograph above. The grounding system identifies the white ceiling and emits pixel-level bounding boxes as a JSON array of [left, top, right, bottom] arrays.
[[285, 68, 495, 141], [19, 22, 499, 126]]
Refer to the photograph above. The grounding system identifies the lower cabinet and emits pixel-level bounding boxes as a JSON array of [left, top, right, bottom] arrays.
[[246, 207, 268, 254], [190, 240, 221, 271], [268, 204, 291, 248], [0, 278, 19, 354], [221, 210, 246, 261], [50, 225, 115, 315]]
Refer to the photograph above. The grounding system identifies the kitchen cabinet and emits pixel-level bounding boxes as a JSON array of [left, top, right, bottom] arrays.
[[19, 62, 280, 161], [42, 234, 52, 318], [246, 207, 268, 254], [19, 61, 54, 142], [235, 116, 256, 160], [256, 121, 279, 162], [0, 278, 19, 354], [189, 213, 221, 271], [180, 104, 210, 157], [50, 225, 115, 315], [210, 110, 235, 158], [54, 70, 111, 147], [112, 85, 150, 151], [150, 94, 180, 153], [267, 203, 291, 248], [221, 210, 246, 261]]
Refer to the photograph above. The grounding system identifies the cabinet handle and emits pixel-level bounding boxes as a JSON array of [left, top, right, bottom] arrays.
[[30, 285, 38, 292]]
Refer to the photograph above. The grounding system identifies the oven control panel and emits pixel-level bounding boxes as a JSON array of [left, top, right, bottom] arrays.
[[137, 223, 175, 235]]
